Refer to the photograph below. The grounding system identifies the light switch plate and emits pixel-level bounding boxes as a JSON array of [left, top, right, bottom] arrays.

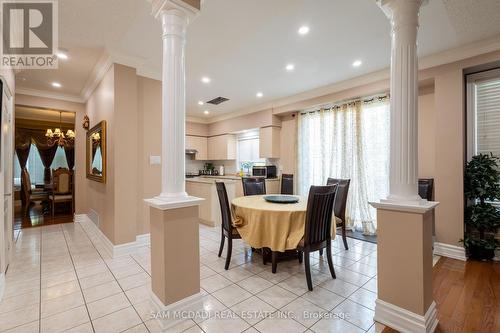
[[150, 155, 161, 165]]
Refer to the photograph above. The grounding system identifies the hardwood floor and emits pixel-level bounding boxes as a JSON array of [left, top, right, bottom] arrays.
[[14, 202, 73, 229], [384, 257, 500, 333]]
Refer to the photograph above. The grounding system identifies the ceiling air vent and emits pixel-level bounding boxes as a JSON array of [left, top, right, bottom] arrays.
[[206, 96, 229, 105]]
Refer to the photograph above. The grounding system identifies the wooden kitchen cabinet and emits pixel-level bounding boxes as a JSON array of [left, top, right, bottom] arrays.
[[259, 127, 281, 158], [186, 135, 208, 160], [208, 134, 236, 160]]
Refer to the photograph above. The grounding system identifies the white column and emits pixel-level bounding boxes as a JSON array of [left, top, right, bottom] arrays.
[[158, 8, 188, 198], [378, 0, 425, 203]]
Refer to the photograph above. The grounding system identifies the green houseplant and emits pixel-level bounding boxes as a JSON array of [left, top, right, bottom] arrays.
[[462, 153, 500, 260]]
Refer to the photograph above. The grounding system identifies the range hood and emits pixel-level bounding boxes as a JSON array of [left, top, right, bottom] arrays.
[[185, 149, 198, 155]]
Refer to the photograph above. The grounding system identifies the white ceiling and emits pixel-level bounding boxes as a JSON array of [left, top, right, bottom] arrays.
[[15, 0, 500, 118]]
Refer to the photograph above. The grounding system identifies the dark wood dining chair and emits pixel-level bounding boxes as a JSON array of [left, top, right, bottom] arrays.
[[281, 174, 294, 195], [21, 168, 49, 216], [242, 177, 266, 196], [216, 182, 242, 270], [296, 184, 338, 291], [326, 178, 351, 250], [418, 178, 434, 201]]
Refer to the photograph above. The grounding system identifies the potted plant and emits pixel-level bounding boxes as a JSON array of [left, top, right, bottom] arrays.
[[462, 153, 500, 260]]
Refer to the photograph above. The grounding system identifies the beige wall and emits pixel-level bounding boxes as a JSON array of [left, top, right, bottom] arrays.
[[418, 88, 436, 179], [85, 65, 116, 243], [114, 65, 139, 244], [137, 76, 162, 235], [208, 109, 280, 136], [14, 94, 87, 215]]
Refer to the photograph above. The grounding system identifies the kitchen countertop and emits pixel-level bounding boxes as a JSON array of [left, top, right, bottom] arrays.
[[200, 175, 280, 181], [186, 177, 236, 184]]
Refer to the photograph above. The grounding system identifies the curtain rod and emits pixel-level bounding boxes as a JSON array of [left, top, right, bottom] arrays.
[[300, 93, 389, 115]]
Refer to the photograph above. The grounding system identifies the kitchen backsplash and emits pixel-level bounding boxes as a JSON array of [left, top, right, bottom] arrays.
[[185, 157, 237, 175]]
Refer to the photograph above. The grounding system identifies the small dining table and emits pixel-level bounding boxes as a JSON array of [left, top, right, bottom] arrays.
[[231, 195, 336, 253]]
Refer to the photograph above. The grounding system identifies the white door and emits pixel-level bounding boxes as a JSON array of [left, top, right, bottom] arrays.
[[0, 80, 13, 290]]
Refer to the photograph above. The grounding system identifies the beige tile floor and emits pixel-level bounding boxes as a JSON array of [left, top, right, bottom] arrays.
[[1, 222, 382, 333]]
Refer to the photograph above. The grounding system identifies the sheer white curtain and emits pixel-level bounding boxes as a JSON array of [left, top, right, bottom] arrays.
[[14, 144, 69, 185], [297, 99, 390, 235]]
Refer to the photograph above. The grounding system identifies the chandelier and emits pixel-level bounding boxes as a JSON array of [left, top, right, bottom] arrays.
[[45, 111, 76, 147]]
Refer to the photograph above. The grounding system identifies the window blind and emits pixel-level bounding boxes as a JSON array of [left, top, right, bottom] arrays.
[[476, 78, 500, 157]]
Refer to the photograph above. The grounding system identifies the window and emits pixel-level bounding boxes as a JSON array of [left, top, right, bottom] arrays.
[[297, 98, 390, 235], [467, 69, 500, 160], [14, 144, 69, 185], [236, 130, 264, 172]]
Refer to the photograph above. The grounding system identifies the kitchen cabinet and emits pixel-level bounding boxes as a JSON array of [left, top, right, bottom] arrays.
[[259, 127, 281, 158], [186, 135, 208, 160], [208, 134, 236, 160], [186, 178, 236, 226]]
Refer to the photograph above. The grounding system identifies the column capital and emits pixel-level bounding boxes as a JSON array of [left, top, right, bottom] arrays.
[[151, 0, 200, 22], [377, 0, 427, 28]]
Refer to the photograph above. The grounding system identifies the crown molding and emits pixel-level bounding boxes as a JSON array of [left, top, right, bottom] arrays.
[[80, 50, 114, 102], [186, 116, 210, 124], [202, 35, 500, 123], [16, 87, 84, 104]]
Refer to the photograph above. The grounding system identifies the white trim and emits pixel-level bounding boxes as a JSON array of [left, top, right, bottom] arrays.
[[150, 291, 203, 330], [433, 242, 466, 261], [15, 87, 84, 103], [144, 195, 204, 210], [369, 200, 439, 214], [136, 233, 151, 247], [75, 214, 148, 258], [0, 273, 5, 303], [375, 299, 438, 333], [80, 51, 114, 101]]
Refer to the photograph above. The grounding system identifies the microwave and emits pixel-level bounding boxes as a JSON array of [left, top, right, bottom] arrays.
[[252, 165, 277, 179]]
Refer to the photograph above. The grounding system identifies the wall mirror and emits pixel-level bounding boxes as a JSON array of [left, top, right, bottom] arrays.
[[86, 120, 106, 183]]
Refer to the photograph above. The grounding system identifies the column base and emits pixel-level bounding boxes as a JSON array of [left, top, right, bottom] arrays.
[[375, 299, 438, 333], [150, 291, 203, 330]]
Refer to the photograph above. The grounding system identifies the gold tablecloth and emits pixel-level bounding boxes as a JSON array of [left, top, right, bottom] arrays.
[[231, 195, 336, 252]]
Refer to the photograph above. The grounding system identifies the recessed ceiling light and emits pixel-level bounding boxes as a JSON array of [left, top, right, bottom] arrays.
[[298, 26, 310, 35], [204, 110, 210, 115], [256, 92, 263, 98], [198, 101, 204, 105], [56, 51, 68, 60], [52, 82, 61, 88], [201, 77, 211, 83], [352, 60, 362, 67], [286, 64, 295, 71]]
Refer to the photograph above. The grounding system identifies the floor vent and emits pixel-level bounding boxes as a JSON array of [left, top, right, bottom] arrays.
[[206, 97, 229, 105]]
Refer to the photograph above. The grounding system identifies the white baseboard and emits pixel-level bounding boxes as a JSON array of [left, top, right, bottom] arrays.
[[75, 214, 147, 258], [0, 273, 5, 303], [433, 242, 466, 261], [375, 299, 438, 333], [136, 233, 151, 247], [150, 291, 203, 330]]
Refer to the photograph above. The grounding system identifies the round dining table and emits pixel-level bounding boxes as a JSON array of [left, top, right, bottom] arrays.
[[231, 195, 336, 252]]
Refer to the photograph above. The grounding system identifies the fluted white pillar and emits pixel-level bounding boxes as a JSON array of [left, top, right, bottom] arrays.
[[378, 0, 425, 203], [158, 8, 188, 198]]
